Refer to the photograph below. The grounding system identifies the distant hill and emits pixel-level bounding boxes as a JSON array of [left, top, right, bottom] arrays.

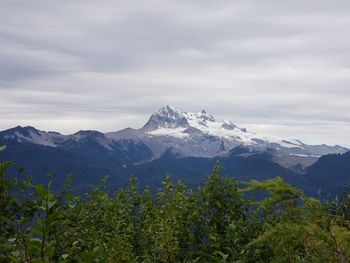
[[304, 151, 350, 198]]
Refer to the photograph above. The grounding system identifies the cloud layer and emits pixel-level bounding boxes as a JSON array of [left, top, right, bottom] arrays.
[[1, 0, 350, 146]]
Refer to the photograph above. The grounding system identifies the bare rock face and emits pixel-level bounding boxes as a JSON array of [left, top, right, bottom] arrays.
[[143, 105, 189, 130]]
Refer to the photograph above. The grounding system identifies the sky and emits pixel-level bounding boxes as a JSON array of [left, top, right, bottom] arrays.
[[0, 0, 350, 147]]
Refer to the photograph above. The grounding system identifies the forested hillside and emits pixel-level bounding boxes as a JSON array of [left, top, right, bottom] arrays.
[[1, 152, 350, 262], [1, 125, 349, 198]]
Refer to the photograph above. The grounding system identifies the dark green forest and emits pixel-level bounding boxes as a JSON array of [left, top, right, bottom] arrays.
[[1, 148, 350, 262]]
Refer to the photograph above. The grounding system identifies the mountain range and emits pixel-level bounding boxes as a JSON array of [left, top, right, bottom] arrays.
[[1, 106, 349, 197]]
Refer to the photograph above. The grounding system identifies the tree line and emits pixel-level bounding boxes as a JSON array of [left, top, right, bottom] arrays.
[[1, 148, 350, 262]]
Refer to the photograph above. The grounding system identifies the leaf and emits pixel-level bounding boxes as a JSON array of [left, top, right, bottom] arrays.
[[47, 192, 55, 201], [66, 193, 73, 202], [64, 176, 74, 186], [48, 200, 57, 209], [35, 184, 47, 198], [32, 226, 43, 235], [11, 250, 20, 257], [8, 238, 16, 242], [29, 238, 42, 249]]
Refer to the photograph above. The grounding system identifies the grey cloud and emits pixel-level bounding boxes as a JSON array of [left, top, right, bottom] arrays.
[[0, 0, 349, 146]]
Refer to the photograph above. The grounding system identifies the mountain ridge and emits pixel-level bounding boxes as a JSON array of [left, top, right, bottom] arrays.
[[1, 119, 349, 197], [1, 106, 348, 169]]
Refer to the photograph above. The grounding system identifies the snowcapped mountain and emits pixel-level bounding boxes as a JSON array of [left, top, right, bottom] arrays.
[[143, 105, 190, 130], [0, 106, 348, 169], [1, 106, 349, 196], [106, 106, 348, 164]]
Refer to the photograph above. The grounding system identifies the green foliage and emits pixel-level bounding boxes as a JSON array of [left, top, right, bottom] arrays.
[[1, 156, 350, 262]]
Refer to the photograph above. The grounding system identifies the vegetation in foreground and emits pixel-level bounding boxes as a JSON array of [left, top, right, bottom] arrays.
[[1, 150, 350, 262]]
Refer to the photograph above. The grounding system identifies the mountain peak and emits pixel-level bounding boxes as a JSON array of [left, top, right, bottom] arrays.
[[222, 119, 237, 130], [160, 105, 179, 112], [157, 105, 182, 118], [197, 109, 215, 122], [143, 106, 189, 130], [73, 130, 106, 140], [3, 125, 40, 137]]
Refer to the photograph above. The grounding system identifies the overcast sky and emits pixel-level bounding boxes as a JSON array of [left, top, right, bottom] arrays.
[[1, 0, 350, 147]]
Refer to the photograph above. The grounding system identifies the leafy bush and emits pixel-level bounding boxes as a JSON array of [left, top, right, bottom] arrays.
[[1, 152, 350, 262]]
